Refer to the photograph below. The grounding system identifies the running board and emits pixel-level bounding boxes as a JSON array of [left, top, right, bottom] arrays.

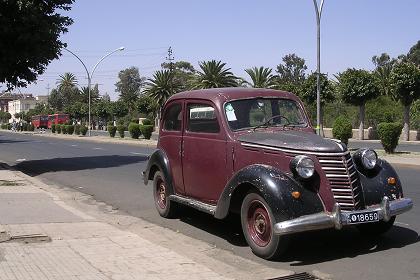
[[169, 195, 216, 215]]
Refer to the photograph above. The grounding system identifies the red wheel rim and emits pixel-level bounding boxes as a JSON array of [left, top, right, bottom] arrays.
[[247, 199, 272, 247], [155, 178, 167, 209]]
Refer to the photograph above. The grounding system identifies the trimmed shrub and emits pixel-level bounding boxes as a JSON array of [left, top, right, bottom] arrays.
[[128, 122, 141, 139], [332, 116, 353, 145], [140, 125, 153, 140], [80, 125, 88, 136], [22, 123, 28, 131], [62, 125, 68, 134], [117, 125, 125, 138], [67, 125, 75, 135], [51, 124, 56, 133], [28, 124, 35, 131], [377, 122, 403, 153], [107, 125, 117, 137], [74, 124, 80, 135], [142, 119, 153, 126], [56, 124, 62, 134]]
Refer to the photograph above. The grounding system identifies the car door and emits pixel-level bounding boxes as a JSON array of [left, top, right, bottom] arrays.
[[159, 101, 185, 195], [182, 101, 228, 204]]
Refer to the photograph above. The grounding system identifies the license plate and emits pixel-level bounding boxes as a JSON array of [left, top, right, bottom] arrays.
[[348, 211, 379, 224]]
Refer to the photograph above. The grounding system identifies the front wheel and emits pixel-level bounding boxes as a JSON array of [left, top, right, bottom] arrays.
[[153, 171, 177, 218], [357, 216, 396, 236], [240, 192, 289, 260]]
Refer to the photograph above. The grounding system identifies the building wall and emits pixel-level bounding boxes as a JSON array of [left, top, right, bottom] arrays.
[[8, 99, 37, 122]]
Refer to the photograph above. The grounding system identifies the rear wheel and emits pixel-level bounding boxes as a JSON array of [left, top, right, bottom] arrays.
[[240, 192, 288, 260], [153, 171, 177, 218], [357, 216, 396, 236]]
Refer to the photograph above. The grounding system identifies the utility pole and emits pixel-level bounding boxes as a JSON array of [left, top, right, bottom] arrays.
[[46, 83, 50, 105], [166, 46, 174, 95]]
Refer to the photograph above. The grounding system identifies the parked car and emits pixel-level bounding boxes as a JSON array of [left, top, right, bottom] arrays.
[[143, 88, 413, 259]]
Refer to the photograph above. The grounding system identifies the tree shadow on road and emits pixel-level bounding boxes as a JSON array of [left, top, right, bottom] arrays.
[[14, 155, 148, 176]]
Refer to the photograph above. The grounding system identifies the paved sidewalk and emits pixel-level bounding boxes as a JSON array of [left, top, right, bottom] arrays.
[[0, 166, 294, 280]]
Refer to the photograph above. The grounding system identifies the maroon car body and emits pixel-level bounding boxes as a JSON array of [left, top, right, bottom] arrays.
[[143, 88, 413, 259]]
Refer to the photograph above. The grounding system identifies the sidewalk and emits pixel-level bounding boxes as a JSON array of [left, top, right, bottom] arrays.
[[0, 165, 294, 280]]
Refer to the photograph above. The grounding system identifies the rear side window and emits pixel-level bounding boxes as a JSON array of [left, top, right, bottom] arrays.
[[163, 103, 182, 131], [187, 104, 220, 133]]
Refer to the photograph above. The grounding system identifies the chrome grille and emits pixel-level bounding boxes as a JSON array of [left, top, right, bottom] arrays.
[[317, 152, 364, 211]]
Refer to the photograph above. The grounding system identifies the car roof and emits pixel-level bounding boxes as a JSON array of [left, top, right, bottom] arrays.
[[166, 87, 300, 105]]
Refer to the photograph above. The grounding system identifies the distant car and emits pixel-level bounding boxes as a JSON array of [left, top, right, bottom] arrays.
[[143, 88, 413, 259]]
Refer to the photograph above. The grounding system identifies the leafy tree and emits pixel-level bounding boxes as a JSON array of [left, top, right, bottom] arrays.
[[299, 73, 335, 130], [136, 94, 157, 118], [94, 98, 112, 124], [110, 100, 129, 119], [80, 84, 100, 104], [407, 40, 420, 67], [115, 67, 145, 113], [276, 53, 307, 91], [161, 61, 195, 91], [389, 62, 420, 140], [48, 88, 63, 111], [337, 69, 379, 140], [0, 111, 11, 123], [191, 60, 238, 89], [0, 0, 74, 89], [56, 72, 81, 110], [145, 70, 180, 110], [244, 67, 276, 88], [67, 101, 88, 121], [372, 53, 396, 96]]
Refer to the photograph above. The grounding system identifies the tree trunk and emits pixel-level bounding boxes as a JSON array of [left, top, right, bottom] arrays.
[[402, 105, 410, 141], [359, 103, 365, 140]]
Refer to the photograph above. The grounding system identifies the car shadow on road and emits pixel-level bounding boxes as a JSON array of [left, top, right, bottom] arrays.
[[14, 155, 148, 176], [176, 207, 419, 264]]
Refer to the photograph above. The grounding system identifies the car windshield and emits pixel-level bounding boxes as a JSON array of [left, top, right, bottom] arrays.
[[224, 98, 307, 131]]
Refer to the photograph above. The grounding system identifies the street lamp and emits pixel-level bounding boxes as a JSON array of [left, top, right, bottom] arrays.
[[64, 46, 125, 136], [312, 0, 324, 136]]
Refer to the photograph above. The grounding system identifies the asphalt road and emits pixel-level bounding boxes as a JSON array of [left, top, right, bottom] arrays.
[[1, 131, 419, 280]]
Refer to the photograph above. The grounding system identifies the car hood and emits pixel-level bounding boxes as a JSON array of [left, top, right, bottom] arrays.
[[238, 130, 345, 153]]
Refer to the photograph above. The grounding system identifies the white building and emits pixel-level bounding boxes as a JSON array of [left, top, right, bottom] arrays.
[[8, 96, 37, 122]]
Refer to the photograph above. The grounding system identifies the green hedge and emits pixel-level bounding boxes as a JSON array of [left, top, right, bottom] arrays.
[[56, 124, 62, 134], [142, 119, 153, 126], [51, 124, 56, 133], [140, 125, 153, 140], [332, 116, 353, 145], [62, 125, 68, 134], [377, 122, 403, 153], [74, 124, 80, 135], [67, 125, 75, 135], [128, 122, 141, 139], [107, 125, 117, 137], [117, 125, 125, 138], [80, 125, 88, 136]]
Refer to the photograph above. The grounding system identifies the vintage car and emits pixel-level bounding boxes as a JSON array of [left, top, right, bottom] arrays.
[[143, 88, 413, 259]]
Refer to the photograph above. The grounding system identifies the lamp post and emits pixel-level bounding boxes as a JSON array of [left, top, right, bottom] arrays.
[[64, 47, 125, 136], [312, 0, 324, 136]]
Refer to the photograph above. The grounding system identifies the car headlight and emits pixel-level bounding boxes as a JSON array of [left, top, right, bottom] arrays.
[[361, 149, 377, 170], [290, 155, 315, 179]]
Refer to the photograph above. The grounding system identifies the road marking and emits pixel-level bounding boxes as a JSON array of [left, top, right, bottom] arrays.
[[93, 147, 103, 150], [71, 144, 78, 147], [130, 152, 150, 157], [16, 158, 26, 162], [395, 221, 410, 226]]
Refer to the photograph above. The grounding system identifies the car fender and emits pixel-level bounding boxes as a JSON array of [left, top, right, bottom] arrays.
[[143, 149, 174, 195], [214, 164, 324, 221], [359, 159, 403, 205]]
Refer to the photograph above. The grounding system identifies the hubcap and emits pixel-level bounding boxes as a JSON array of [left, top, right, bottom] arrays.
[[156, 179, 166, 209], [247, 200, 272, 247]]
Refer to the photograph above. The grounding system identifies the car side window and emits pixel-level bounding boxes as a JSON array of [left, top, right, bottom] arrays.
[[187, 103, 220, 133], [163, 103, 182, 131]]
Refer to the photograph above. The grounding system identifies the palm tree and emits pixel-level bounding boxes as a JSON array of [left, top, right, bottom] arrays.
[[57, 72, 78, 91], [245, 67, 276, 88], [191, 60, 238, 89], [145, 70, 179, 110]]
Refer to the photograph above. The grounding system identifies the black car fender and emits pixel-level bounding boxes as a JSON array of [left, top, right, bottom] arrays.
[[214, 164, 324, 221], [143, 149, 175, 196], [359, 158, 403, 206]]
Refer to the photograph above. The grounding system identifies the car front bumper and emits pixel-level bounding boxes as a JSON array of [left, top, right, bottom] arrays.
[[274, 196, 413, 235]]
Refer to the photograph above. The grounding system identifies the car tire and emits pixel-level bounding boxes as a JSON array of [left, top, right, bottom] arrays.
[[153, 171, 177, 218], [357, 216, 396, 236], [240, 192, 289, 260]]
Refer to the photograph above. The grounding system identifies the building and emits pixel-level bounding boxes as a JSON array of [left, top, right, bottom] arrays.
[[8, 94, 37, 122], [0, 92, 14, 112]]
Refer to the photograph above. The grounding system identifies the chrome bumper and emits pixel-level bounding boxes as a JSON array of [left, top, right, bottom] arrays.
[[274, 197, 413, 235]]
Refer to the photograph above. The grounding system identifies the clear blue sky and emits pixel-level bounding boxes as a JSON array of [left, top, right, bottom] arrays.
[[24, 0, 420, 100]]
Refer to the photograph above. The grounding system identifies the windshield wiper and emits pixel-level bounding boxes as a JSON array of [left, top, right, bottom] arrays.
[[252, 115, 291, 131]]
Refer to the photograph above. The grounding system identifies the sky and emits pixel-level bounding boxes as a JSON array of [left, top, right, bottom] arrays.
[[20, 0, 420, 100]]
